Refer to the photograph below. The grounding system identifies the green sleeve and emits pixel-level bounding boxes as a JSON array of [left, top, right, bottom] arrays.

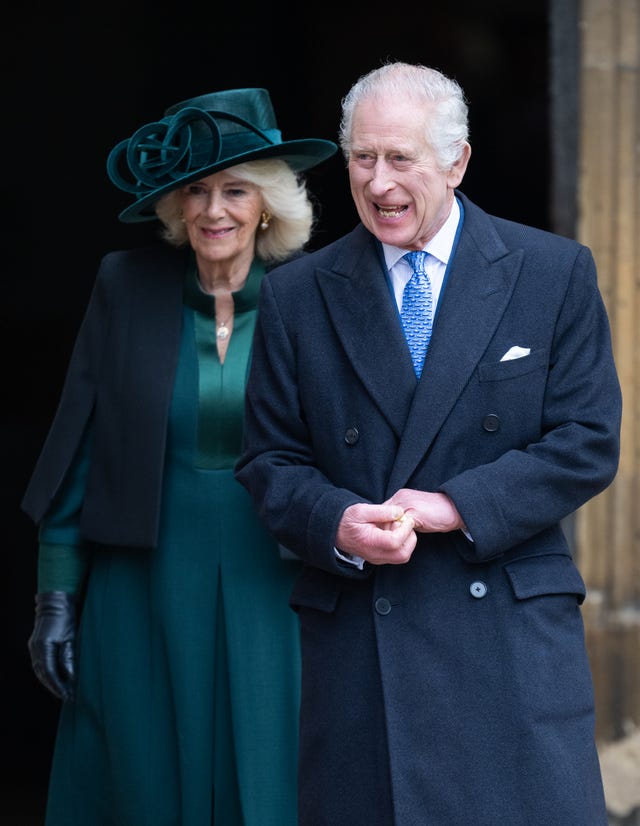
[[37, 542, 89, 593], [36, 426, 92, 594]]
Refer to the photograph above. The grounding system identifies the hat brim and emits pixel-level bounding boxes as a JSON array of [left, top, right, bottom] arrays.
[[116, 138, 338, 223]]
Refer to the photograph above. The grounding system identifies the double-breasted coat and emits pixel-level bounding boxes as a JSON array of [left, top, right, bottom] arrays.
[[235, 192, 622, 826]]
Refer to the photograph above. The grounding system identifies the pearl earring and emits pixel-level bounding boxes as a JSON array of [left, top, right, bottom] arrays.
[[260, 210, 271, 230]]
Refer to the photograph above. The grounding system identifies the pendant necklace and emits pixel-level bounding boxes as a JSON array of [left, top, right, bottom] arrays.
[[216, 314, 233, 341]]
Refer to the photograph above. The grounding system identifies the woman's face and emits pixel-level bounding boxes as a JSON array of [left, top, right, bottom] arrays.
[[179, 168, 264, 268]]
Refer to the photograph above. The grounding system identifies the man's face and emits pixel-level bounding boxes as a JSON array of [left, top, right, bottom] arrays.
[[347, 95, 469, 250]]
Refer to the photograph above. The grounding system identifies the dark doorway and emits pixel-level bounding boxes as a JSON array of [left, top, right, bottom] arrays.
[[3, 3, 550, 821]]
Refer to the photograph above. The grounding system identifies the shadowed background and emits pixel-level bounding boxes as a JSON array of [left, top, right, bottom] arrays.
[[2, 1, 549, 821]]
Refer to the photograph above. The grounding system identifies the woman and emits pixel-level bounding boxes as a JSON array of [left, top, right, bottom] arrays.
[[22, 87, 337, 826]]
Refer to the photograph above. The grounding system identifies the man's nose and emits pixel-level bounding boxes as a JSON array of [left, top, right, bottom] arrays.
[[368, 161, 395, 194]]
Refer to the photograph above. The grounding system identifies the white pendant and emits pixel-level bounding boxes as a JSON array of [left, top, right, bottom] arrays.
[[216, 324, 229, 341]]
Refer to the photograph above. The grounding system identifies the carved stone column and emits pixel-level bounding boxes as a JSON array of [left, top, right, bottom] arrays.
[[575, 0, 640, 745]]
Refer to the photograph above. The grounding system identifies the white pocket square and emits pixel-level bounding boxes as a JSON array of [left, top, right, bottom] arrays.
[[500, 346, 531, 362]]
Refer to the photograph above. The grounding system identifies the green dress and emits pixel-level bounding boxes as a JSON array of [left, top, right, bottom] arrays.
[[41, 260, 302, 825]]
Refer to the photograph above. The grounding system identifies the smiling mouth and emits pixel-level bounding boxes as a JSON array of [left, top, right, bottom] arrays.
[[375, 204, 407, 218], [202, 226, 233, 237]]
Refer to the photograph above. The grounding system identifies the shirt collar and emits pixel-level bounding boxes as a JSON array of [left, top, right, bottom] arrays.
[[382, 197, 461, 271]]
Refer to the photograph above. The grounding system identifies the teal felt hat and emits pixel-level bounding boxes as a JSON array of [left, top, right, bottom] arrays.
[[107, 87, 338, 223]]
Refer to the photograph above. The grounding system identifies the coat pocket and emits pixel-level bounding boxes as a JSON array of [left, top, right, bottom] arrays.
[[289, 566, 341, 614], [478, 347, 547, 381], [503, 553, 586, 604]]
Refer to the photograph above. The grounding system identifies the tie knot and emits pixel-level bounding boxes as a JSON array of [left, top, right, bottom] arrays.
[[404, 250, 428, 275]]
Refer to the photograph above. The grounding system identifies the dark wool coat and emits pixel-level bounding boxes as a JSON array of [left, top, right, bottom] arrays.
[[22, 245, 189, 545], [235, 192, 621, 826]]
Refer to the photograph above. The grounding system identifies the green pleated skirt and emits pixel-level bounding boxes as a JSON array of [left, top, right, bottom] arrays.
[[44, 307, 302, 826]]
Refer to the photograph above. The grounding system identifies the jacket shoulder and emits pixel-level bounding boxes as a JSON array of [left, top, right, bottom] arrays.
[[96, 244, 187, 287], [458, 191, 586, 256], [264, 225, 374, 286]]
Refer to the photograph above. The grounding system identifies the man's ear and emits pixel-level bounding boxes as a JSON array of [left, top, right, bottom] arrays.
[[447, 142, 471, 188]]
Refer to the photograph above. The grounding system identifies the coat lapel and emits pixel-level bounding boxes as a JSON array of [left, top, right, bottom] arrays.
[[313, 201, 527, 491], [387, 196, 525, 492], [315, 226, 417, 438]]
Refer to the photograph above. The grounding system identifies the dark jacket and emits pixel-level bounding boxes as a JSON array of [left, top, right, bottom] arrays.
[[235, 192, 621, 825], [22, 245, 186, 547]]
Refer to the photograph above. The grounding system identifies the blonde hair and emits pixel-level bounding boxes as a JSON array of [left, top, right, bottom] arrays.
[[154, 158, 314, 263]]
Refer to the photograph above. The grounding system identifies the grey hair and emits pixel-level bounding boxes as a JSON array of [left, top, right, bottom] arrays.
[[154, 158, 314, 263], [338, 61, 470, 171]]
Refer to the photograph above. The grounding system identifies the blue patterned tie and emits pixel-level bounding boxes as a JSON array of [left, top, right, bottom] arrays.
[[400, 251, 433, 378]]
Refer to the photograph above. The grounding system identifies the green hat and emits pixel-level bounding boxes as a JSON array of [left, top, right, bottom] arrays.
[[107, 87, 338, 223]]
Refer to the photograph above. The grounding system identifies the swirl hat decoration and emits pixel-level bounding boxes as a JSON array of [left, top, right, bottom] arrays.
[[107, 87, 339, 223]]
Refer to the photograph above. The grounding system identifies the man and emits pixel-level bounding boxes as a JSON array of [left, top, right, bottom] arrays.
[[235, 62, 621, 825]]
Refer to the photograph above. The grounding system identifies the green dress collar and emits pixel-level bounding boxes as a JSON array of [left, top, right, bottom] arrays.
[[183, 253, 266, 315]]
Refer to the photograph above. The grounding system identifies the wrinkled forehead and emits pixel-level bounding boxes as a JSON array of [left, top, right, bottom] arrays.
[[350, 96, 433, 152]]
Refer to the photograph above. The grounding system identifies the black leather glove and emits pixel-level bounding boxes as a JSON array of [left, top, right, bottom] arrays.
[[28, 591, 77, 702]]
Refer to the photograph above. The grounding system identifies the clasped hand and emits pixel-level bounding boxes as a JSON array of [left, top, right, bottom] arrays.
[[335, 489, 464, 566]]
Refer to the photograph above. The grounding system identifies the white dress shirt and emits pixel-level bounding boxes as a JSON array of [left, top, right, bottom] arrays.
[[382, 196, 460, 315]]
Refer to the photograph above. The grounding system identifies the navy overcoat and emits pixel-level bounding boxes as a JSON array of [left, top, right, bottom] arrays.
[[235, 192, 621, 826]]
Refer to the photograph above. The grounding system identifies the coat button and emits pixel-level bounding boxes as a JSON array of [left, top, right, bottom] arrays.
[[470, 581, 488, 599], [374, 597, 392, 615], [344, 427, 359, 445], [482, 414, 500, 432]]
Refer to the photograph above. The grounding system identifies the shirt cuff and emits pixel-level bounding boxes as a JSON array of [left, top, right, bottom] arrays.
[[334, 547, 365, 570]]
